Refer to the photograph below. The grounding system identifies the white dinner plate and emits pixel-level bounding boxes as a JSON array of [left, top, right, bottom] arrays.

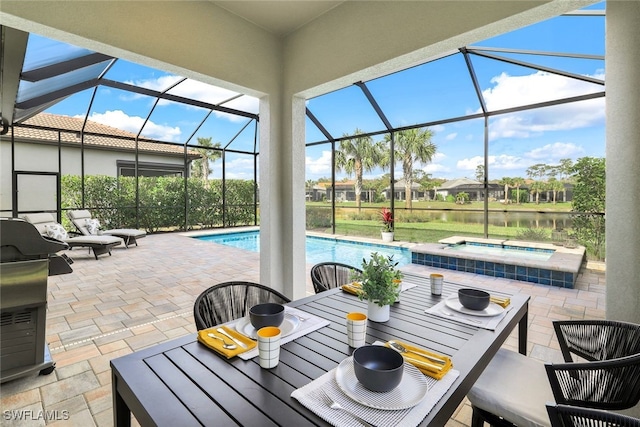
[[444, 296, 505, 317], [234, 313, 301, 339], [335, 357, 428, 410]]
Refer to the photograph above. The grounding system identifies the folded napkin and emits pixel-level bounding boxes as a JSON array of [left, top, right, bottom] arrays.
[[342, 281, 417, 296], [384, 340, 453, 380], [341, 282, 363, 296], [490, 295, 510, 308], [197, 325, 256, 359]]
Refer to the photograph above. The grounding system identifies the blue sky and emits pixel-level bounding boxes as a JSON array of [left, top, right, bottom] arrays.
[[36, 2, 605, 183]]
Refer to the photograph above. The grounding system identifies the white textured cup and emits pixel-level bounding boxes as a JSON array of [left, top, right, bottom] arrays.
[[430, 273, 444, 296], [257, 326, 281, 369], [346, 312, 367, 348]]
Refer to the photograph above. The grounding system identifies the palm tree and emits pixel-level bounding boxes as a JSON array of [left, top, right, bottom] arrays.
[[305, 179, 316, 201], [191, 137, 222, 189], [475, 164, 485, 182], [384, 127, 436, 209], [511, 177, 525, 204], [335, 129, 384, 211], [529, 181, 545, 205], [548, 178, 564, 204], [558, 158, 573, 202], [498, 177, 514, 204]]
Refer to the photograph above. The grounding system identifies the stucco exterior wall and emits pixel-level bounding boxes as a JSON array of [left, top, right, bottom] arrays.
[[0, 139, 188, 214]]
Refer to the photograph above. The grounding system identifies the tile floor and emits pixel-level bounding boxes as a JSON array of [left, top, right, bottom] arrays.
[[0, 231, 606, 426]]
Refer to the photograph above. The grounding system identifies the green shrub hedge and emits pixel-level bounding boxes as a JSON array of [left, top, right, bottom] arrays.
[[61, 175, 256, 233]]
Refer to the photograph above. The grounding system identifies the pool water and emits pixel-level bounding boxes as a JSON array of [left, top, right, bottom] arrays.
[[449, 243, 553, 261], [195, 231, 411, 267]]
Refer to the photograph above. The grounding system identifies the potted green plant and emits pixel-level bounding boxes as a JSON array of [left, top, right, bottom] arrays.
[[353, 252, 403, 322], [380, 207, 394, 242]]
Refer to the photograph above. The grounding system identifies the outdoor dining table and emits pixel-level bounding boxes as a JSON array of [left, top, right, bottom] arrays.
[[110, 270, 529, 427]]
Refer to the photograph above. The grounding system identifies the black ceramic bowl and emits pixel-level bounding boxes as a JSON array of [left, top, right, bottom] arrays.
[[249, 303, 285, 329], [458, 288, 490, 311], [353, 345, 404, 392]]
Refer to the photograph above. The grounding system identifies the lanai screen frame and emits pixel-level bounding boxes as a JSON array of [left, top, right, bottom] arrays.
[[304, 8, 605, 238], [4, 35, 261, 229]]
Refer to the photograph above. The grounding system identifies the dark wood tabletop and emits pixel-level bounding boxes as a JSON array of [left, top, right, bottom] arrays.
[[111, 272, 529, 427]]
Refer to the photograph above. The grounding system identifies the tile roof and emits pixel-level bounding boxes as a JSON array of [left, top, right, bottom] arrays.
[[438, 178, 481, 189], [4, 113, 198, 158]]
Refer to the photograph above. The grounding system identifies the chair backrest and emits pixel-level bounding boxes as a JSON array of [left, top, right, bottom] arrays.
[[193, 281, 291, 330], [67, 210, 93, 236], [546, 404, 640, 427], [553, 320, 640, 362], [22, 213, 59, 235], [545, 353, 640, 410], [310, 262, 362, 294]]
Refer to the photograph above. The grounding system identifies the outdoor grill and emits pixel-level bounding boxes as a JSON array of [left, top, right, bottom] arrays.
[[0, 217, 73, 383]]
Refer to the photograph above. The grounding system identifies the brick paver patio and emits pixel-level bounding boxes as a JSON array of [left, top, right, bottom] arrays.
[[0, 231, 606, 426]]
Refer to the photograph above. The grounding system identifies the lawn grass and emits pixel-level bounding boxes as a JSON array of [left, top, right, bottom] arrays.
[[323, 219, 520, 243]]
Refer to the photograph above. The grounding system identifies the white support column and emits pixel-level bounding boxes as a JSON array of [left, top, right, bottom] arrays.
[[287, 96, 308, 301], [259, 94, 307, 301], [605, 1, 640, 325], [259, 94, 284, 296]]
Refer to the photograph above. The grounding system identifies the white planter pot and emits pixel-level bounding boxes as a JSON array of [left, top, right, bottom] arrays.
[[381, 231, 394, 242], [367, 300, 390, 322]]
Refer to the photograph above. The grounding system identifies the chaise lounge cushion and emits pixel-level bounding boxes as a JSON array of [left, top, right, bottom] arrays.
[[22, 213, 122, 259], [67, 210, 146, 247]]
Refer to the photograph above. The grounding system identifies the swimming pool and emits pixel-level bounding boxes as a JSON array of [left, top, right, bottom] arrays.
[[195, 231, 411, 267]]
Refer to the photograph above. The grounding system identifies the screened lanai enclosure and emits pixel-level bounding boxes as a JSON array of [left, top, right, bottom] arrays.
[[0, 3, 605, 258]]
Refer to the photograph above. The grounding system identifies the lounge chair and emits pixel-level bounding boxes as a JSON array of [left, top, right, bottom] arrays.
[[67, 210, 146, 248], [22, 213, 122, 260]]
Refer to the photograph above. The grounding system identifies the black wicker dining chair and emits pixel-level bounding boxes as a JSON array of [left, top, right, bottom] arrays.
[[546, 404, 640, 427], [553, 320, 640, 362], [310, 262, 362, 294], [193, 281, 291, 330], [468, 320, 640, 427], [546, 352, 640, 411]]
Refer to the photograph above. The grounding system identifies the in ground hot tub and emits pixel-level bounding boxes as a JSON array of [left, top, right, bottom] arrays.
[[411, 236, 585, 288]]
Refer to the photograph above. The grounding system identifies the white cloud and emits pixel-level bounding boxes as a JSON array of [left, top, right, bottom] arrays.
[[525, 142, 584, 162], [124, 76, 259, 122], [445, 133, 457, 141], [433, 152, 446, 162], [480, 71, 605, 139], [82, 110, 182, 142], [423, 163, 450, 174], [457, 154, 526, 171], [306, 150, 332, 175], [224, 157, 255, 179], [457, 156, 484, 170], [431, 124, 445, 133]]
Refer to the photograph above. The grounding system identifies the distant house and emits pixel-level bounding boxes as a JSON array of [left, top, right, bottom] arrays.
[[306, 184, 327, 202], [523, 180, 574, 203], [383, 179, 429, 201], [436, 178, 502, 201], [318, 180, 376, 203], [1, 113, 200, 214]]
